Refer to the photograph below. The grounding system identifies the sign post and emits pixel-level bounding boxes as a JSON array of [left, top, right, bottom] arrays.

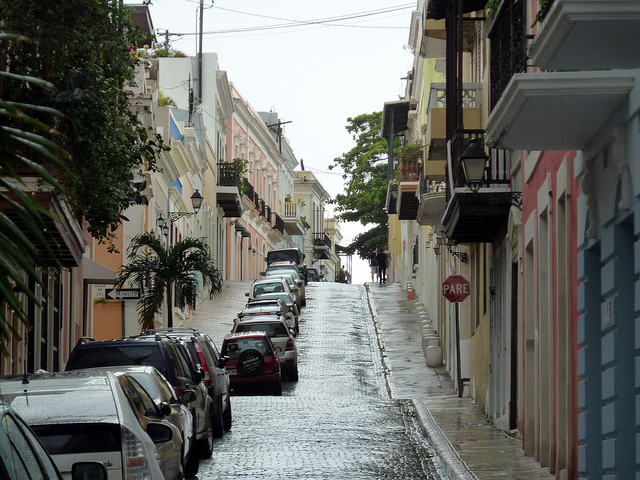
[[443, 275, 470, 398]]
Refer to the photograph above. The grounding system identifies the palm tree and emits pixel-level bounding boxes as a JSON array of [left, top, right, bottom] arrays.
[[116, 233, 223, 330], [0, 38, 72, 355]]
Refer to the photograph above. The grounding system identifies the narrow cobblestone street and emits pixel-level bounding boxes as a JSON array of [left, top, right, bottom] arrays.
[[188, 282, 448, 479]]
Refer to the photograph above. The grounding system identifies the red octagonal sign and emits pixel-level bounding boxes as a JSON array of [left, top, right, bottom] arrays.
[[443, 275, 470, 303]]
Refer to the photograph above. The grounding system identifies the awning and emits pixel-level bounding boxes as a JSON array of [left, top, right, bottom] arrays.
[[82, 257, 117, 284], [381, 100, 410, 139], [427, 0, 488, 20]]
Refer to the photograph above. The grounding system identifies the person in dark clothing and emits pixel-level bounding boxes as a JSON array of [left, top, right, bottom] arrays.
[[368, 248, 378, 282], [376, 248, 388, 283]]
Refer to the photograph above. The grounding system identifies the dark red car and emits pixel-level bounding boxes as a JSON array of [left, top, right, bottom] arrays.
[[221, 332, 282, 396]]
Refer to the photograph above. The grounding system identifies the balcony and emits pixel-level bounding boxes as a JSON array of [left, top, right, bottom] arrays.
[[485, 71, 634, 151], [417, 180, 447, 226], [313, 232, 332, 260], [241, 179, 256, 212], [530, 0, 640, 71], [395, 152, 421, 221], [385, 182, 398, 215], [426, 83, 482, 169], [269, 212, 285, 241], [282, 202, 306, 235], [216, 162, 242, 217], [441, 131, 516, 243]]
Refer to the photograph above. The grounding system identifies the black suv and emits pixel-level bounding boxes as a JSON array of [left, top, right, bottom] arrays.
[[266, 247, 307, 283], [142, 327, 232, 437], [65, 335, 216, 458]]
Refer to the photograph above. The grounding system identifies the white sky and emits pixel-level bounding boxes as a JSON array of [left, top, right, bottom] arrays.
[[147, 1, 415, 283]]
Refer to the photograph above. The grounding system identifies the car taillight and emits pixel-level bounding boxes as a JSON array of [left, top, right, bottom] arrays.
[[194, 341, 212, 386], [122, 426, 152, 479], [173, 386, 182, 397], [286, 338, 295, 351]]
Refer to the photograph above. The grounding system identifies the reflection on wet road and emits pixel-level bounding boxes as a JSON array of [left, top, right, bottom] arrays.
[[196, 282, 448, 479]]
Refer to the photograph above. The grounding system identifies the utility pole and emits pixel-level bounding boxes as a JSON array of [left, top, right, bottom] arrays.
[[266, 119, 292, 153], [198, 0, 204, 103]]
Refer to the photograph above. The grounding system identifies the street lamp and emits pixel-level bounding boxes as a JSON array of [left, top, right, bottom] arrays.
[[156, 214, 170, 236], [460, 139, 490, 193], [168, 190, 204, 223]]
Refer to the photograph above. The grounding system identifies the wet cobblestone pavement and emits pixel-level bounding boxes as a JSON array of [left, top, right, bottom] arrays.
[[190, 282, 449, 480]]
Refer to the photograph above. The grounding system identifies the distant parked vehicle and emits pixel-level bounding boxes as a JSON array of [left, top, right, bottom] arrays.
[[1, 370, 170, 480], [0, 400, 108, 480], [262, 261, 306, 306], [307, 267, 324, 282], [240, 298, 297, 334], [231, 316, 299, 382], [253, 291, 300, 334], [266, 247, 307, 283], [65, 335, 216, 458], [246, 277, 301, 311], [221, 332, 283, 395]]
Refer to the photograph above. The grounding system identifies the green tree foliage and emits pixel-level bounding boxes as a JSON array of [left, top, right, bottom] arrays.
[[0, 0, 166, 242], [116, 234, 223, 330], [329, 112, 396, 259]]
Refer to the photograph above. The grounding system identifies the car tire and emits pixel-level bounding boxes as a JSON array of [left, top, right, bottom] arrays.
[[272, 380, 283, 396], [198, 413, 214, 459], [184, 436, 200, 478], [211, 398, 224, 439], [238, 349, 264, 376], [289, 366, 299, 382], [223, 399, 232, 432]]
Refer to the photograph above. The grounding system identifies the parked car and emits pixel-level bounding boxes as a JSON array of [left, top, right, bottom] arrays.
[[262, 261, 307, 306], [252, 291, 299, 334], [266, 247, 308, 283], [221, 332, 282, 395], [307, 267, 324, 282], [240, 298, 296, 333], [231, 316, 299, 382], [81, 365, 200, 477], [65, 335, 216, 458], [141, 327, 232, 438], [257, 273, 303, 311], [1, 370, 170, 480], [0, 400, 108, 480], [246, 277, 301, 311]]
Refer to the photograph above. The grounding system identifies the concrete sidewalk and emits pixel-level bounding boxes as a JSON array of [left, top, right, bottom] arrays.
[[367, 280, 553, 480]]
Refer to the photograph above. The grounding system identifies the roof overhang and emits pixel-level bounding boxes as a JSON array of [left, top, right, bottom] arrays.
[[426, 0, 487, 20], [485, 71, 634, 151]]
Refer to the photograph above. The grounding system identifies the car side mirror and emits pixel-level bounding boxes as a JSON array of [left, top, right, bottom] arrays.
[[289, 328, 296, 337], [192, 370, 203, 384], [72, 462, 108, 480], [147, 423, 174, 443], [181, 389, 197, 404], [260, 271, 266, 276], [245, 292, 249, 296], [158, 401, 172, 417], [219, 356, 230, 368]]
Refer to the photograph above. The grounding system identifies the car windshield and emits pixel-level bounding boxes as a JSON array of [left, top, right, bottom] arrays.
[[267, 251, 299, 263], [68, 346, 167, 377], [252, 282, 286, 296], [32, 423, 121, 454], [235, 322, 289, 337], [223, 338, 274, 358]]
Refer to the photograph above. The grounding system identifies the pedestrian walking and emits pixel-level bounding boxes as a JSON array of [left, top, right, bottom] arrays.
[[377, 248, 388, 284], [384, 246, 391, 282], [368, 247, 378, 282]]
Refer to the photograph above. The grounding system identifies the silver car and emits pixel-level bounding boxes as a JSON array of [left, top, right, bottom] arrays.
[[1, 370, 171, 480]]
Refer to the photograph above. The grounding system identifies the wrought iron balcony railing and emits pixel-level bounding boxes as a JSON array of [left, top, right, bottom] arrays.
[[313, 232, 332, 249], [218, 162, 239, 187], [272, 212, 284, 234]]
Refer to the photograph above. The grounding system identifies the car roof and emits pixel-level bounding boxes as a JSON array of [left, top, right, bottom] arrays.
[[237, 316, 288, 326], [251, 278, 288, 286], [224, 331, 269, 341], [266, 261, 297, 267], [256, 292, 293, 302], [0, 371, 123, 425], [245, 298, 284, 307]]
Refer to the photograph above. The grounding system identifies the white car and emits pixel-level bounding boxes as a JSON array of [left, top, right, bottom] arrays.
[[231, 316, 299, 382], [259, 273, 303, 311], [1, 370, 172, 480]]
